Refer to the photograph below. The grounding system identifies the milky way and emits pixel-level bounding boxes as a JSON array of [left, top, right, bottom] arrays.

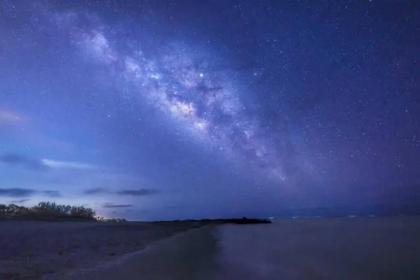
[[56, 11, 296, 183]]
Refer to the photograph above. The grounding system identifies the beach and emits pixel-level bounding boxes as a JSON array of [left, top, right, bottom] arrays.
[[2, 216, 420, 279], [0, 220, 203, 279]]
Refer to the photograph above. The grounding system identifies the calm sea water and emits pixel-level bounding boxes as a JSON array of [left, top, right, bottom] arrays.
[[212, 217, 420, 279]]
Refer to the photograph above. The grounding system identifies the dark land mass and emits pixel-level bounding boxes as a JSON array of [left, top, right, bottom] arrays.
[[153, 217, 271, 225]]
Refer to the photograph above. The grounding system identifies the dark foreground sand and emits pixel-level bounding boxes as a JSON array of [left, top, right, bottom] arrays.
[[0, 220, 203, 279], [2, 216, 420, 279]]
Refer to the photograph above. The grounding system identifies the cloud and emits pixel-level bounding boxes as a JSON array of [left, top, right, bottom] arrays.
[[0, 188, 36, 197], [41, 159, 96, 170], [84, 187, 109, 194], [0, 188, 61, 198], [0, 153, 95, 171], [0, 154, 49, 171], [103, 203, 133, 208], [10, 199, 30, 204], [43, 190, 61, 197], [0, 109, 24, 126], [84, 188, 158, 196], [116, 189, 158, 196]]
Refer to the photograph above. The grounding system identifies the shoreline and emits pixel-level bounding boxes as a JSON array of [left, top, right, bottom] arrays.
[[65, 225, 219, 280]]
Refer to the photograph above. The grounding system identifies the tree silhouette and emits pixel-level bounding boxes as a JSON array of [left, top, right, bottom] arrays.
[[0, 202, 96, 221]]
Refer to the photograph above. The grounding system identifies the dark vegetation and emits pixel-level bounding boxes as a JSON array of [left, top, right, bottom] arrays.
[[211, 217, 272, 224], [0, 202, 96, 221], [0, 202, 269, 224]]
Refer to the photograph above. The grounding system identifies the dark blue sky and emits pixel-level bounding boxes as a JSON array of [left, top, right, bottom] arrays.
[[0, 0, 419, 220]]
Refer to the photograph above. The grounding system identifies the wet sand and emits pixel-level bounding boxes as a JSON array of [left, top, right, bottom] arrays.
[[70, 226, 219, 280]]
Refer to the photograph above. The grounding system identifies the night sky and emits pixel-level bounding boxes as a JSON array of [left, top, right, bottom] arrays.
[[0, 0, 419, 220]]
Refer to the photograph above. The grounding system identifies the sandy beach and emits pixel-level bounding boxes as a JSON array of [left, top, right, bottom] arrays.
[[0, 220, 203, 279], [2, 216, 420, 279]]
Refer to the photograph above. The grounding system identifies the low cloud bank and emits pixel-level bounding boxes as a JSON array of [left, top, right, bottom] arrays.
[[0, 188, 61, 198], [84, 188, 158, 197], [103, 203, 133, 208]]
